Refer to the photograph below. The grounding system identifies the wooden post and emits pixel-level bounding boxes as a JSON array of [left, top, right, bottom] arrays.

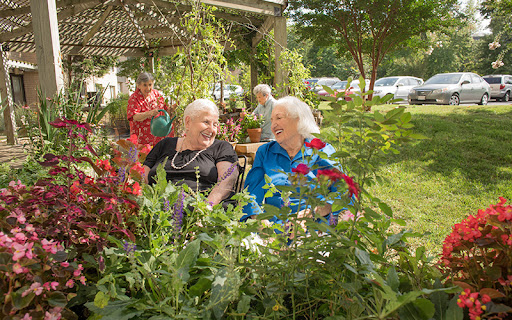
[[250, 45, 258, 102], [274, 16, 287, 93], [0, 46, 17, 145], [30, 0, 64, 99]]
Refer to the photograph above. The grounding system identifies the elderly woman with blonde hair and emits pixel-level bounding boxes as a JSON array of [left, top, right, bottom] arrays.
[[241, 96, 340, 225]]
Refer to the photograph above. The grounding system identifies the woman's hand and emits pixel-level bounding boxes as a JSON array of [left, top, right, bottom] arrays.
[[133, 108, 160, 122]]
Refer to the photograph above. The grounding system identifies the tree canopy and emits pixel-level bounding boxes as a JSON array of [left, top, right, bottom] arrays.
[[289, 0, 458, 97]]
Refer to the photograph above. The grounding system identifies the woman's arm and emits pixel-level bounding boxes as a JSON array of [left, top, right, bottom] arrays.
[[207, 161, 239, 205], [143, 165, 151, 184], [132, 108, 160, 122]]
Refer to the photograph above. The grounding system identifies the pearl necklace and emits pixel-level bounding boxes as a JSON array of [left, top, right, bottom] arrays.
[[170, 140, 207, 170]]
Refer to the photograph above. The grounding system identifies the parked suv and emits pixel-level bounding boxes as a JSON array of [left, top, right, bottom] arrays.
[[483, 75, 512, 102]]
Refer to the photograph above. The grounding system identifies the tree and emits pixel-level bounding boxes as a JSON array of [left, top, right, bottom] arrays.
[[480, 0, 512, 70], [289, 0, 458, 106], [62, 55, 118, 90]]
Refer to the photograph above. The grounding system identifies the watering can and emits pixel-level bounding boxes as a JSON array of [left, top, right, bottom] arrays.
[[150, 109, 176, 137]]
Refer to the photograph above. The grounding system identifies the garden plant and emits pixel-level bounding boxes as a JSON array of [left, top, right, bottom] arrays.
[[1, 80, 511, 319]]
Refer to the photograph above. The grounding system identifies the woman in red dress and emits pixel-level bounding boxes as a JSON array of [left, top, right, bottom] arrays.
[[127, 72, 174, 146]]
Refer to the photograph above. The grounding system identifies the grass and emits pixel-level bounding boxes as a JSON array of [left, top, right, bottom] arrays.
[[320, 102, 512, 254]]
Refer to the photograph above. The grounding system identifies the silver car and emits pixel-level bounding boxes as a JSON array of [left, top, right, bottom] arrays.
[[483, 75, 512, 102], [373, 76, 423, 101], [408, 72, 490, 105]]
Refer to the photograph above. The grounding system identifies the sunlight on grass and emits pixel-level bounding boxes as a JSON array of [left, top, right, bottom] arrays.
[[327, 103, 512, 255]]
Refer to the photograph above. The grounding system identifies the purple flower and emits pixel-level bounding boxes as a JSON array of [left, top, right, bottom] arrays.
[[164, 199, 170, 212], [123, 240, 136, 254], [117, 167, 126, 184], [173, 191, 185, 236], [128, 147, 138, 163]]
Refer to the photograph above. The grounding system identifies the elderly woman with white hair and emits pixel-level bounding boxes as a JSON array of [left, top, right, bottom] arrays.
[[127, 72, 174, 146], [253, 84, 276, 141], [241, 96, 339, 224], [143, 99, 238, 205]]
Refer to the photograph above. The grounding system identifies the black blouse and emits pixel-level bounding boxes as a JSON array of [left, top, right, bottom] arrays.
[[144, 138, 238, 194]]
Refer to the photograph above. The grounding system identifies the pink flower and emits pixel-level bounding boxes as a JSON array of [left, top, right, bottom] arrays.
[[41, 239, 58, 254], [22, 282, 43, 297], [61, 262, 69, 267], [292, 164, 310, 175], [65, 279, 75, 288], [79, 276, 86, 285], [13, 263, 27, 274], [22, 313, 32, 320], [73, 264, 84, 277], [12, 242, 29, 261]]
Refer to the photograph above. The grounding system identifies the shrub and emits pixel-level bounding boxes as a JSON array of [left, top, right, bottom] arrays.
[[440, 197, 512, 319]]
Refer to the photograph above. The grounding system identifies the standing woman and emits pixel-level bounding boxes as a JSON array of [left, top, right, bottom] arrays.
[[127, 72, 174, 146]]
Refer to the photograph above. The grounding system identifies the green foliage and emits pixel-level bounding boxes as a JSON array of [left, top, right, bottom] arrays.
[[289, 0, 458, 98], [15, 88, 112, 162], [62, 55, 118, 90], [105, 93, 129, 123]]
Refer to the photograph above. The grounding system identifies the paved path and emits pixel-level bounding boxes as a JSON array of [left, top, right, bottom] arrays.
[[0, 137, 30, 169]]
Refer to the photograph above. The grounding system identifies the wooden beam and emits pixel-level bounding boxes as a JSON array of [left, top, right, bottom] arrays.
[[30, 0, 65, 99], [273, 15, 286, 89], [0, 6, 32, 19], [0, 46, 18, 144], [81, 5, 113, 46], [122, 4, 149, 47], [252, 16, 274, 47], [200, 0, 275, 16], [0, 0, 103, 42]]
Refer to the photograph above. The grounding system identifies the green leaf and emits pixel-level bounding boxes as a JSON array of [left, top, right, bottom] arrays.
[[237, 295, 252, 314], [189, 277, 212, 297], [387, 267, 399, 292], [176, 239, 200, 271], [12, 288, 34, 309], [379, 202, 393, 217], [443, 296, 463, 320], [47, 291, 67, 307], [94, 291, 110, 309]]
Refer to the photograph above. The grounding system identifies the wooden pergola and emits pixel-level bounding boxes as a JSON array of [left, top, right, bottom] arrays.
[[0, 0, 288, 144]]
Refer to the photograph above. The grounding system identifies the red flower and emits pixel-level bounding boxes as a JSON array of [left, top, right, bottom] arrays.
[[341, 174, 359, 199], [305, 138, 326, 150], [318, 169, 343, 182], [128, 134, 138, 145], [292, 163, 310, 175]]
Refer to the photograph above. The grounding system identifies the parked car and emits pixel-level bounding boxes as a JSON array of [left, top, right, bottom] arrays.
[[408, 72, 490, 105], [483, 75, 512, 102], [303, 78, 320, 90], [212, 84, 244, 100], [317, 79, 368, 101], [373, 76, 423, 101], [312, 77, 341, 93]]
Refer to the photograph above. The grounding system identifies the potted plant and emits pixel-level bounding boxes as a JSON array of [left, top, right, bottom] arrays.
[[239, 111, 264, 143]]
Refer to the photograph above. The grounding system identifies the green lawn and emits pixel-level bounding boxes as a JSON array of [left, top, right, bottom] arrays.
[[322, 102, 512, 253]]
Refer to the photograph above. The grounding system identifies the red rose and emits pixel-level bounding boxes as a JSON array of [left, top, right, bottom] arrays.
[[305, 138, 326, 150], [317, 168, 343, 182], [292, 163, 310, 175]]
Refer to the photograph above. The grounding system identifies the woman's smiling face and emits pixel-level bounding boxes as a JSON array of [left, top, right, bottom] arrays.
[[184, 110, 219, 150], [137, 80, 154, 97], [271, 105, 300, 147]]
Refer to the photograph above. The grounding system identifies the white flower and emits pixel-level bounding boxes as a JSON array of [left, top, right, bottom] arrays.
[[489, 41, 501, 50], [426, 47, 434, 55], [491, 60, 505, 69]]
